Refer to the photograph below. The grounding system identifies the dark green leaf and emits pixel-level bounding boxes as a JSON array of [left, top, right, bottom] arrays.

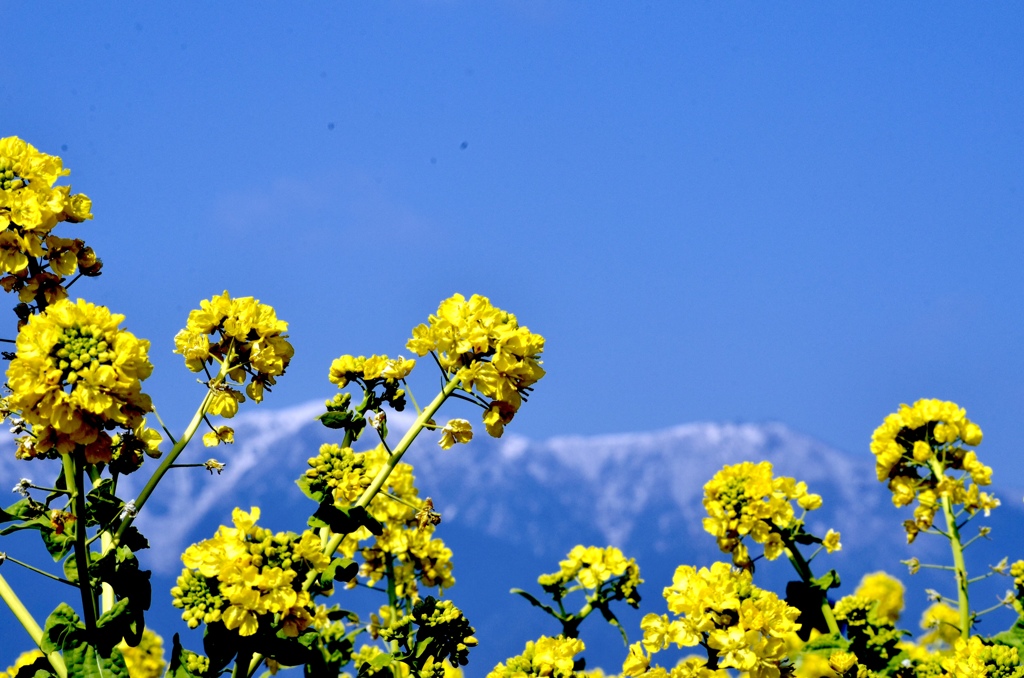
[[11, 653, 57, 677], [203, 622, 238, 674], [318, 411, 352, 429], [167, 634, 202, 678], [322, 557, 359, 585], [510, 589, 560, 618], [85, 479, 123, 528]]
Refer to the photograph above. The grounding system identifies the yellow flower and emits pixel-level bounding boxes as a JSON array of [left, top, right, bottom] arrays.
[[439, 419, 473, 449], [823, 529, 842, 553], [407, 293, 545, 438], [920, 602, 960, 647], [853, 571, 904, 624], [487, 636, 584, 678], [827, 650, 857, 675], [173, 507, 329, 637], [203, 426, 235, 447], [6, 298, 157, 464], [175, 292, 293, 412], [117, 628, 166, 678]]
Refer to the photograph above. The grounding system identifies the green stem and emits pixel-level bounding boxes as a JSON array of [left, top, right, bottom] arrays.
[[113, 388, 214, 545], [354, 375, 462, 510], [0, 573, 67, 678], [940, 493, 971, 638], [929, 458, 971, 638], [86, 466, 115, 613], [232, 649, 254, 678], [319, 375, 462, 562], [3, 554, 76, 587], [783, 538, 840, 635], [384, 553, 402, 678], [64, 452, 98, 632]]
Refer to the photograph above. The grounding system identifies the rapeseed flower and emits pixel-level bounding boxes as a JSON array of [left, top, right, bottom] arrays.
[[487, 635, 585, 678], [172, 506, 329, 637], [6, 298, 159, 466], [870, 399, 997, 541], [0, 138, 100, 306], [648, 562, 799, 678], [174, 292, 293, 410], [853, 571, 904, 624], [702, 462, 837, 567], [538, 545, 642, 606], [406, 293, 544, 438]]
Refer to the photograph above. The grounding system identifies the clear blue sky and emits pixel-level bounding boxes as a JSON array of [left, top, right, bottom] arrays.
[[5, 2, 1024, 483]]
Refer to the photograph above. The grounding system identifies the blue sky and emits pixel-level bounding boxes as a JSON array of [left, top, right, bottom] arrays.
[[3, 1, 1024, 671], [5, 5, 1024, 473]]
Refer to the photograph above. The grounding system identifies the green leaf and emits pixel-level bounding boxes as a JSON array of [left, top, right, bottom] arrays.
[[322, 557, 359, 585], [296, 475, 325, 504], [367, 653, 394, 670], [318, 411, 352, 429], [85, 479, 123, 528], [64, 643, 129, 678], [992, 616, 1024, 650], [41, 527, 75, 562], [811, 570, 841, 592], [0, 498, 43, 524], [63, 554, 81, 585], [41, 603, 85, 653], [800, 632, 850, 654]]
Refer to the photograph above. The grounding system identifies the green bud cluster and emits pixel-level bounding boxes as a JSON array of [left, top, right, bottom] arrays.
[[0, 164, 26, 191], [170, 569, 223, 629], [181, 650, 210, 677], [981, 645, 1024, 678], [54, 326, 111, 384], [304, 443, 364, 497]]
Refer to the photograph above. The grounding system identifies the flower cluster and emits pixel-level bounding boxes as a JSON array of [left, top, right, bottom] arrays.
[[0, 138, 100, 311], [627, 562, 800, 678], [487, 635, 585, 678], [171, 506, 330, 637], [702, 461, 838, 568], [852, 571, 905, 625], [174, 291, 294, 411], [538, 545, 642, 606], [406, 293, 545, 438], [940, 636, 1024, 678], [117, 628, 166, 678], [832, 594, 905, 670], [304, 444, 455, 599], [870, 399, 997, 541], [6, 298, 160, 468], [329, 354, 416, 389]]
